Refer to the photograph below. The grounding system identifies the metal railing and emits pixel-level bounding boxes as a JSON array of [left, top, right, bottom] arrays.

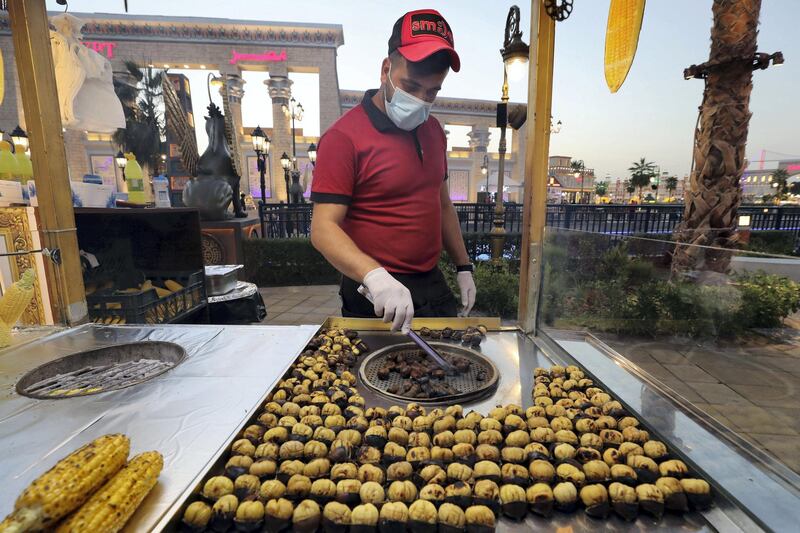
[[256, 202, 800, 239]]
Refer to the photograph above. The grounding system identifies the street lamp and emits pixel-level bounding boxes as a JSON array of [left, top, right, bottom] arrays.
[[307, 142, 317, 167], [491, 5, 529, 263], [10, 125, 28, 152], [282, 97, 304, 204], [574, 171, 584, 204], [280, 151, 292, 203], [115, 150, 127, 180], [480, 154, 489, 201], [251, 126, 272, 237]]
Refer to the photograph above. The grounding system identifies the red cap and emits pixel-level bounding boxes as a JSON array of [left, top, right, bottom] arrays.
[[388, 9, 460, 72]]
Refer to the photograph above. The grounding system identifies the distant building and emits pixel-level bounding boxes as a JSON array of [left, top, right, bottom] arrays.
[[609, 174, 685, 203], [741, 160, 800, 202], [547, 155, 595, 203]]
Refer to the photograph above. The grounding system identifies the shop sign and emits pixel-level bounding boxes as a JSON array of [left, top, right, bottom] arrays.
[[229, 49, 287, 65], [81, 41, 117, 59]]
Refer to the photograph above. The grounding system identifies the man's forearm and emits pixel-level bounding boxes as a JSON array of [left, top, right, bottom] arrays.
[[311, 220, 381, 282], [441, 200, 470, 266]]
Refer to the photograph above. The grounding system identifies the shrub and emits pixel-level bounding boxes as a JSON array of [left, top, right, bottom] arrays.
[[440, 257, 519, 319], [543, 239, 800, 337], [746, 231, 797, 256], [734, 271, 800, 328], [243, 238, 340, 287]]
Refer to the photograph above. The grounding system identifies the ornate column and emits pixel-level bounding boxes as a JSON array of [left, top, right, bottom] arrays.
[[467, 125, 491, 202], [265, 75, 293, 202], [221, 72, 247, 195]]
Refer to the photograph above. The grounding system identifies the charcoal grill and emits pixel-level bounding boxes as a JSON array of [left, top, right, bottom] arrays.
[[16, 341, 186, 399], [358, 341, 499, 404]]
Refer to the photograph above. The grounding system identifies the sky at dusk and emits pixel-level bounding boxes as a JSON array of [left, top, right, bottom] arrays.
[[43, 0, 800, 180]]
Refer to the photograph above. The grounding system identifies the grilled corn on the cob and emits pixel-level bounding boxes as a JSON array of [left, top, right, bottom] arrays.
[[0, 269, 35, 326], [55, 451, 163, 533], [0, 434, 130, 532]]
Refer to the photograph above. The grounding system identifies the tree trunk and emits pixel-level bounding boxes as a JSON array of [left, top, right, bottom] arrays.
[[671, 0, 761, 275]]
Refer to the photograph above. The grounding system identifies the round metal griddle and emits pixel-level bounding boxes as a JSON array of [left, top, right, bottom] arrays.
[[358, 341, 499, 404], [16, 341, 186, 399]]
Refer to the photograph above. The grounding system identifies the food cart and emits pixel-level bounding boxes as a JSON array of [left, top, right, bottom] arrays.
[[1, 1, 799, 532]]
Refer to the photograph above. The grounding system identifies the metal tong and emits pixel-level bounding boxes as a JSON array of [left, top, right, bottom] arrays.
[[358, 284, 455, 374]]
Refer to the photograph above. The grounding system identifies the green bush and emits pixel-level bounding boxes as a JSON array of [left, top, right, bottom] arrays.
[[243, 238, 340, 287], [746, 231, 797, 256], [440, 258, 519, 319], [735, 271, 800, 328], [545, 239, 800, 337]]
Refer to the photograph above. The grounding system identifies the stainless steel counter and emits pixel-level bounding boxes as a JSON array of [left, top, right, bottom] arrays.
[[3, 321, 799, 533], [0, 323, 318, 531]]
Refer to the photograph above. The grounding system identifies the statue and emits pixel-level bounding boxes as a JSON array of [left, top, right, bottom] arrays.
[[49, 13, 124, 132], [182, 103, 239, 220]]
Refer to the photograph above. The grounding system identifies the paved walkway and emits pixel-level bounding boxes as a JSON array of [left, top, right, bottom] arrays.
[[259, 285, 340, 325], [257, 285, 800, 474], [596, 331, 800, 474]]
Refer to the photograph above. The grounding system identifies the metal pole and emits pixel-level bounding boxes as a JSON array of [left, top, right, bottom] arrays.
[[9, 0, 87, 324], [490, 65, 510, 264], [484, 154, 490, 197], [517, 0, 556, 332], [258, 152, 267, 238]]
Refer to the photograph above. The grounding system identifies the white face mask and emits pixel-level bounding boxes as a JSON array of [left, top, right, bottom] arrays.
[[384, 64, 433, 131]]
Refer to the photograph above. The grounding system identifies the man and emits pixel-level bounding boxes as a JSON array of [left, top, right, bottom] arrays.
[[310, 9, 476, 333]]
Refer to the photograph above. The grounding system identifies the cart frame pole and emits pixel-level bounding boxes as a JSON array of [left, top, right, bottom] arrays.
[[518, 0, 556, 333], [8, 0, 87, 324]]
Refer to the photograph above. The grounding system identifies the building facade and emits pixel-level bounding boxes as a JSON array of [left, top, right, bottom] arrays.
[[547, 155, 595, 203], [609, 175, 686, 203], [742, 160, 800, 202], [0, 11, 525, 205]]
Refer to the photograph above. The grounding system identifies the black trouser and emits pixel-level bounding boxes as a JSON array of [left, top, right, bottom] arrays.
[[340, 266, 459, 318]]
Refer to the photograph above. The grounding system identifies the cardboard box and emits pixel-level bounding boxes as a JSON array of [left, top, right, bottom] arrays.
[[0, 180, 26, 206], [70, 181, 115, 208]]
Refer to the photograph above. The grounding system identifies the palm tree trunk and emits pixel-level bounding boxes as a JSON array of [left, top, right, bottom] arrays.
[[671, 0, 761, 275]]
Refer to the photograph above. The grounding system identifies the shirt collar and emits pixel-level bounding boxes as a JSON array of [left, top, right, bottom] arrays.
[[362, 89, 396, 133]]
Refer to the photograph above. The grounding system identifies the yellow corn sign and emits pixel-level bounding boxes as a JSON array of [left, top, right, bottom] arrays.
[[604, 0, 646, 93]]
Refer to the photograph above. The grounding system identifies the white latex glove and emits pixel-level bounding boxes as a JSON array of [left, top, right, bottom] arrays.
[[457, 271, 477, 317], [362, 267, 414, 333]]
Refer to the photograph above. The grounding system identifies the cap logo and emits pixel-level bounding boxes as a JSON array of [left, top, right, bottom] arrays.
[[409, 13, 453, 45]]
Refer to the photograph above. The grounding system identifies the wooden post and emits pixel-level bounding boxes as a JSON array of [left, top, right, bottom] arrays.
[[517, 1, 556, 333], [8, 0, 87, 324]]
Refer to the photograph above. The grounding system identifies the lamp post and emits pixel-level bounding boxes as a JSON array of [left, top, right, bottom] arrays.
[[282, 97, 304, 162], [307, 142, 317, 168], [251, 126, 271, 237], [491, 5, 529, 263], [10, 125, 29, 152], [281, 97, 304, 204], [574, 171, 584, 204], [480, 154, 489, 201], [280, 151, 291, 202], [115, 150, 127, 180]]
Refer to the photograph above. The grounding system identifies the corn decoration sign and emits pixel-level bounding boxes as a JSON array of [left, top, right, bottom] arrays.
[[604, 0, 646, 93]]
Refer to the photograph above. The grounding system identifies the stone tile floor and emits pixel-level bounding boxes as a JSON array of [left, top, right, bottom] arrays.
[[258, 285, 800, 474], [595, 331, 800, 474], [259, 285, 341, 326]]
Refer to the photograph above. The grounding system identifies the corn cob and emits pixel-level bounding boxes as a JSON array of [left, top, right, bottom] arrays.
[[0, 269, 35, 326], [154, 286, 172, 299], [604, 0, 646, 93], [55, 451, 163, 533], [0, 434, 130, 532], [164, 279, 183, 292]]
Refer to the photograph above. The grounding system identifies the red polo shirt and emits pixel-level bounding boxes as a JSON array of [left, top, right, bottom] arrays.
[[310, 89, 447, 274]]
